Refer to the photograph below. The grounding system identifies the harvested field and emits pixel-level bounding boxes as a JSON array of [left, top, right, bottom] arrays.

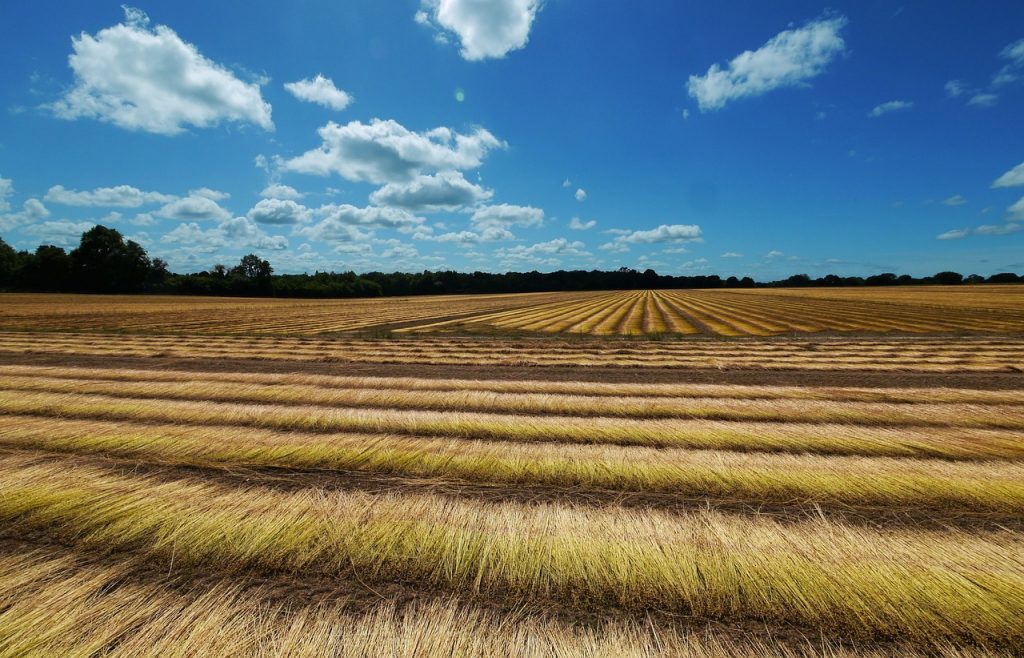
[[1, 290, 1022, 655], [1, 331, 1024, 372], [3, 286, 1024, 337]]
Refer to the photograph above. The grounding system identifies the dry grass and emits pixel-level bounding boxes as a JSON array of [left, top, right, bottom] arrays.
[[2, 415, 1022, 517], [1, 546, 1013, 658], [4, 372, 1024, 428], [1, 291, 1022, 655], [1, 454, 1022, 650], [2, 286, 1023, 337], [2, 330, 1022, 371], [4, 388, 1024, 458], [3, 363, 1024, 404]]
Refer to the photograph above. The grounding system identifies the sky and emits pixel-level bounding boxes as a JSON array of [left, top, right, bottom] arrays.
[[1, 0, 1023, 279]]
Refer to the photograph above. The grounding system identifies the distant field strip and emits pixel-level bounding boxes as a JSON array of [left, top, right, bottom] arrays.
[[2, 286, 1023, 337], [0, 291, 590, 335], [399, 288, 1024, 336], [1, 331, 1022, 371]]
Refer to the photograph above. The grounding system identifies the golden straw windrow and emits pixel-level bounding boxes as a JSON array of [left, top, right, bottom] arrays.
[[1, 330, 1023, 371], [0, 544, 1012, 658], [1, 454, 1023, 650], [1, 415, 1022, 519]]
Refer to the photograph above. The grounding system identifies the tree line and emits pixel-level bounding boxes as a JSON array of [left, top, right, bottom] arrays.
[[1, 226, 1021, 298]]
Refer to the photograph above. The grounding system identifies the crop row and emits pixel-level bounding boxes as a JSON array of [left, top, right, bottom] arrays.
[[0, 332, 1021, 371], [3, 389, 1023, 458], [4, 543, 1010, 657], [5, 364, 1022, 405], [2, 454, 1022, 649], [430, 289, 1024, 336], [4, 287, 1023, 337], [2, 415, 1021, 518], [5, 373, 1024, 428]]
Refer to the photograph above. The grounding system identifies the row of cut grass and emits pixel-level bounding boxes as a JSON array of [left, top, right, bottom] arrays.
[[1, 333, 1019, 370], [1, 454, 1021, 648], [6, 364, 1023, 404], [3, 389, 1024, 458], [3, 375, 1023, 428], [1, 545, 1011, 658], [2, 415, 1022, 516]]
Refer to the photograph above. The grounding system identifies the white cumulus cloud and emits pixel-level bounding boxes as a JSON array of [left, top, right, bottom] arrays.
[[298, 205, 426, 244], [568, 217, 595, 230], [496, 238, 589, 266], [0, 198, 50, 232], [22, 220, 95, 248], [600, 224, 703, 251], [260, 184, 304, 200], [1010, 196, 1024, 219], [189, 187, 230, 201], [50, 6, 272, 135], [993, 162, 1024, 188], [942, 195, 967, 207], [944, 80, 966, 97], [687, 15, 847, 112], [44, 184, 175, 207], [161, 217, 287, 252], [575, 188, 587, 202], [284, 74, 353, 111], [418, 0, 540, 61], [284, 119, 504, 184], [937, 223, 1021, 240], [0, 177, 14, 213], [471, 203, 544, 229], [157, 195, 231, 222], [369, 171, 492, 212], [968, 93, 998, 107], [246, 199, 312, 225]]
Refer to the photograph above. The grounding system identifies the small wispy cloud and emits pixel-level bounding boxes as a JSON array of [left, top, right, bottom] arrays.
[[868, 100, 913, 118]]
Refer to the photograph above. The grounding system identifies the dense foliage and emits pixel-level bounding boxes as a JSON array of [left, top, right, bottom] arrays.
[[1, 227, 1020, 297]]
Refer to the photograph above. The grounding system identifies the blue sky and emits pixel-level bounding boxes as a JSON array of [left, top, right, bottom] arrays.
[[1, 1, 1023, 278]]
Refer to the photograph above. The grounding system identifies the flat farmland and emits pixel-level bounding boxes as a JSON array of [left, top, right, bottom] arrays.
[[0, 290, 1023, 656], [3, 285, 1024, 336]]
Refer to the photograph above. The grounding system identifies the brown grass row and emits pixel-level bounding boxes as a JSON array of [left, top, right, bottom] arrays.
[[0, 333, 1021, 371], [2, 389, 1023, 459], [1, 544, 1013, 657], [2, 415, 1022, 518], [4, 364, 1020, 405], [3, 454, 1023, 649], [3, 373, 1024, 429]]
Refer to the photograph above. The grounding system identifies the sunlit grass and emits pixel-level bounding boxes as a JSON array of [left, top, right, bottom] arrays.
[[0, 455, 1021, 649], [2, 415, 1022, 516]]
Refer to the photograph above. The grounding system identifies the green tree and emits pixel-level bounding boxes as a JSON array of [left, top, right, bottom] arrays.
[[25, 245, 73, 290], [71, 225, 153, 292], [230, 254, 273, 294], [932, 271, 964, 285], [0, 237, 17, 288]]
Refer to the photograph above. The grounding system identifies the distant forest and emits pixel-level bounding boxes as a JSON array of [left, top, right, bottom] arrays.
[[2, 226, 1021, 298]]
